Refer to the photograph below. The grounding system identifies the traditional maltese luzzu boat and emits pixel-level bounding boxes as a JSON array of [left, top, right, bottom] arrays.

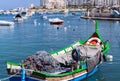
[[6, 20, 109, 81]]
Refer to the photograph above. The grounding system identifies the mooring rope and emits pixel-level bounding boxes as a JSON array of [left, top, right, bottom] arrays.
[[0, 68, 34, 81], [0, 72, 18, 81]]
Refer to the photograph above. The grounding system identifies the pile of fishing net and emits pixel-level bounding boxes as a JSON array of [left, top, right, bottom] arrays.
[[22, 51, 61, 73]]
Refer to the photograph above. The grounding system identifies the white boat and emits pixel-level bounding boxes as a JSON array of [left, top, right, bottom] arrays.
[[41, 14, 47, 19], [42, 15, 47, 19], [49, 18, 64, 25], [0, 20, 14, 26], [21, 11, 29, 19], [26, 11, 35, 17], [14, 14, 24, 22], [60, 9, 69, 14]]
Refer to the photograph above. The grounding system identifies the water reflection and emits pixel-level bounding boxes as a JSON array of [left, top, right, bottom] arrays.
[[0, 26, 14, 32], [82, 70, 105, 81]]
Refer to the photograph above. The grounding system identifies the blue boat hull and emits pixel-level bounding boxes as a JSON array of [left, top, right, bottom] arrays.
[[9, 65, 99, 81], [69, 65, 99, 81]]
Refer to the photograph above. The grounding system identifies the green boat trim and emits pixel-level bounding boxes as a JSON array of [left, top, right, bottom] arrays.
[[32, 68, 86, 77], [50, 40, 85, 55], [7, 59, 87, 77]]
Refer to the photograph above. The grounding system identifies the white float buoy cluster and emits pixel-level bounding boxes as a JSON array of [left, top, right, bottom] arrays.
[[34, 19, 37, 26], [64, 27, 67, 31], [106, 55, 113, 62]]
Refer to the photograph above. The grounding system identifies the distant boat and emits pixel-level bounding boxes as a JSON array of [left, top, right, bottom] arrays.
[[49, 18, 64, 25], [0, 20, 14, 26], [26, 11, 35, 17], [72, 12, 76, 15], [6, 20, 110, 81], [80, 7, 120, 21], [60, 9, 69, 14], [14, 14, 24, 22], [41, 13, 47, 19], [21, 11, 29, 20]]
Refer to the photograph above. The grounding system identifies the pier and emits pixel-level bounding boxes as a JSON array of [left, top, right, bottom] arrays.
[[80, 16, 120, 21]]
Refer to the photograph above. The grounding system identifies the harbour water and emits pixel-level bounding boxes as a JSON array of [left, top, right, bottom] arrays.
[[0, 11, 120, 81]]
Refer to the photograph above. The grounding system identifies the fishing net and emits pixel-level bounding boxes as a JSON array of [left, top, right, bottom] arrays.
[[22, 51, 61, 73]]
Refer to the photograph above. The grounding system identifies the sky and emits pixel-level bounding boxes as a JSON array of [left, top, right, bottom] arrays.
[[0, 0, 40, 10]]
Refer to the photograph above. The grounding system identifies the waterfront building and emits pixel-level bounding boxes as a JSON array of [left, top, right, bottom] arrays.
[[40, 0, 46, 7], [67, 0, 73, 6], [39, 0, 120, 8], [85, 0, 120, 7], [78, 0, 84, 5], [67, 0, 85, 6], [29, 4, 35, 9], [40, 0, 66, 9], [96, 0, 120, 6]]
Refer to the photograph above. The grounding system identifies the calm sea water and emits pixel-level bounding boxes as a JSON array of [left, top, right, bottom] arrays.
[[0, 11, 120, 81]]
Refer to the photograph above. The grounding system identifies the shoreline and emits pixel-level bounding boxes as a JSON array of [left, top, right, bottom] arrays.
[[80, 16, 120, 21], [0, 7, 87, 15]]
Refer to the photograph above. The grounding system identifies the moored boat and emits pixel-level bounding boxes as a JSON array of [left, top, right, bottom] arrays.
[[80, 7, 120, 21], [21, 11, 32, 20], [41, 13, 47, 19], [60, 9, 69, 14], [14, 14, 24, 22], [6, 20, 110, 81], [0, 20, 14, 26], [49, 18, 64, 25], [41, 15, 47, 19]]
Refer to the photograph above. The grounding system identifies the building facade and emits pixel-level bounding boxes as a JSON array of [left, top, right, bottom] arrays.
[[40, 0, 120, 8], [40, 0, 66, 9], [82, 0, 120, 6]]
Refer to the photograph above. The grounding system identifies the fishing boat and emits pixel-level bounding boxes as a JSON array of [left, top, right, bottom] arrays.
[[6, 20, 109, 81], [49, 18, 64, 25], [0, 20, 14, 26]]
